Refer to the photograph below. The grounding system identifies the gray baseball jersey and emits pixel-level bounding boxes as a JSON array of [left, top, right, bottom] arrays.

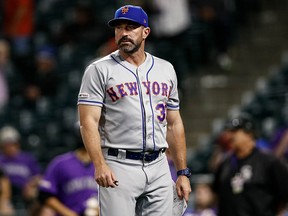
[[77, 50, 180, 152]]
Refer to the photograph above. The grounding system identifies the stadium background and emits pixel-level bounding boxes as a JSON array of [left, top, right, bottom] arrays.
[[0, 0, 288, 214]]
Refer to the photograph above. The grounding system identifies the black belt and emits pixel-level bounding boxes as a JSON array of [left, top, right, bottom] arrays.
[[107, 148, 166, 162]]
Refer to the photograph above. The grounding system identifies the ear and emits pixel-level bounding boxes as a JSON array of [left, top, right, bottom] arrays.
[[143, 27, 150, 40]]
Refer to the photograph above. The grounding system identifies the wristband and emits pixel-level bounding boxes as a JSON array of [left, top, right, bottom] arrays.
[[177, 168, 191, 178]]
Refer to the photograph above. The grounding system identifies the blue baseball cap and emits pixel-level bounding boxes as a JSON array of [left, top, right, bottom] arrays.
[[108, 5, 148, 28]]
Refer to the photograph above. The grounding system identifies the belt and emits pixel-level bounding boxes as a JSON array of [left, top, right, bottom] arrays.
[[107, 148, 166, 162]]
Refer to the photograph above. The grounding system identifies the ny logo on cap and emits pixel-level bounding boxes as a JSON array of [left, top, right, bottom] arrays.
[[121, 6, 129, 14]]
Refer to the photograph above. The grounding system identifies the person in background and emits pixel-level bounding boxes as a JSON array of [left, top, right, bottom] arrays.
[[147, 0, 193, 93], [188, 183, 216, 216], [213, 115, 288, 216], [0, 125, 42, 213], [2, 0, 34, 74], [0, 39, 10, 109], [38, 122, 99, 216], [0, 38, 20, 109], [53, 3, 103, 48], [22, 45, 59, 110], [166, 148, 177, 182]]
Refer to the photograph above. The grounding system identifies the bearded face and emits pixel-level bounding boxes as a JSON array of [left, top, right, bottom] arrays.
[[116, 35, 142, 54], [114, 22, 148, 55]]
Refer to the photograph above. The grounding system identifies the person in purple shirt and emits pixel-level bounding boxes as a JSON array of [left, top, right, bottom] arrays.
[[167, 149, 178, 182], [38, 123, 99, 216], [0, 125, 42, 211]]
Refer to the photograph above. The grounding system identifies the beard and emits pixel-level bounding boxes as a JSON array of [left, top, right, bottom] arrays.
[[117, 36, 142, 54]]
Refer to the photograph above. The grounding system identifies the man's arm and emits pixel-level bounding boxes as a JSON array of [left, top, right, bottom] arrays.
[[44, 196, 77, 216], [166, 110, 191, 201], [0, 175, 14, 215], [78, 105, 118, 188]]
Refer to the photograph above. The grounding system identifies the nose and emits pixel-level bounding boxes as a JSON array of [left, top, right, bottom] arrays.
[[116, 27, 129, 37]]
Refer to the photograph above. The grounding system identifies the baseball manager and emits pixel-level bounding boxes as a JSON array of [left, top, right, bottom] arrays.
[[78, 5, 191, 216]]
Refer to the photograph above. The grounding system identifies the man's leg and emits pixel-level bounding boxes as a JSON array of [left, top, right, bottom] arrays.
[[136, 155, 174, 216], [99, 158, 146, 216]]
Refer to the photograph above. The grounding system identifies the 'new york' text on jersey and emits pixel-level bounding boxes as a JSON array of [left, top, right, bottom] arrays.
[[77, 50, 180, 152]]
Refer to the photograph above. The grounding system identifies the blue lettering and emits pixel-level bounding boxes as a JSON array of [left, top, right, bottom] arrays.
[[152, 82, 160, 95], [142, 81, 150, 94], [125, 82, 138, 95], [162, 83, 168, 96], [116, 84, 128, 97]]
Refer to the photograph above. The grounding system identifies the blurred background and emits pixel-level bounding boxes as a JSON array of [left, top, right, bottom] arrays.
[[0, 0, 288, 214]]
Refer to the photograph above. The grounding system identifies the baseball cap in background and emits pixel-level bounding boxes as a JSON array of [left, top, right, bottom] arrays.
[[0, 126, 21, 144], [224, 116, 255, 133], [37, 45, 56, 60], [108, 5, 148, 27]]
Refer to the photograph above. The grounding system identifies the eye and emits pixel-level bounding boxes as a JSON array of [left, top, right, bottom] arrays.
[[127, 24, 141, 31], [126, 25, 136, 30]]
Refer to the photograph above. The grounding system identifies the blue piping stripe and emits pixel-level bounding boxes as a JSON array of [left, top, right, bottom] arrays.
[[167, 104, 179, 109], [78, 100, 104, 105], [110, 54, 146, 151], [146, 56, 156, 151]]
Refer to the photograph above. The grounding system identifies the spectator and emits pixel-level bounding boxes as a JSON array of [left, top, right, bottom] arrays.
[[95, 37, 118, 59], [22, 45, 59, 110], [0, 39, 10, 109], [191, 0, 234, 70], [38, 123, 99, 216], [53, 3, 107, 48], [193, 183, 216, 216], [2, 0, 35, 74], [184, 182, 216, 216], [0, 38, 21, 106], [0, 125, 42, 213], [147, 0, 193, 92], [166, 149, 177, 182], [213, 115, 288, 216]]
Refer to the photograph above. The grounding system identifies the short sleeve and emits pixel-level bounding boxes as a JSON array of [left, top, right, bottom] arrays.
[[166, 64, 180, 110], [38, 160, 61, 195], [77, 63, 106, 107]]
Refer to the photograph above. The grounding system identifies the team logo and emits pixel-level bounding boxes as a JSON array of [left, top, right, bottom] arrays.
[[231, 165, 253, 194], [121, 6, 129, 14], [79, 93, 90, 98], [39, 179, 52, 188]]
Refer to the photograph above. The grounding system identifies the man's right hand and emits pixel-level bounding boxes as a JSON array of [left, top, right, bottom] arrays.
[[95, 164, 118, 188]]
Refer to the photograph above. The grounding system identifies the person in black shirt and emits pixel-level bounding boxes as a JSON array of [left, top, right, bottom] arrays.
[[213, 115, 288, 216]]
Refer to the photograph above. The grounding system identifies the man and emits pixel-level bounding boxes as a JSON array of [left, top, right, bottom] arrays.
[[77, 5, 191, 216], [0, 125, 42, 212], [213, 115, 288, 216], [38, 123, 99, 216]]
